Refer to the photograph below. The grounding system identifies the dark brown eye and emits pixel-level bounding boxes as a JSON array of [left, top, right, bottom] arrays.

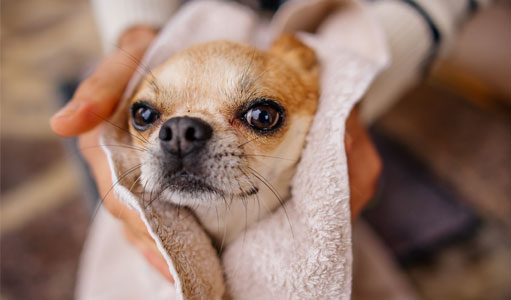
[[244, 102, 282, 131], [131, 102, 160, 131]]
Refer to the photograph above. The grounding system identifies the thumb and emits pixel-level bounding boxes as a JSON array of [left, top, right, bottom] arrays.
[[50, 27, 156, 137], [50, 51, 139, 137]]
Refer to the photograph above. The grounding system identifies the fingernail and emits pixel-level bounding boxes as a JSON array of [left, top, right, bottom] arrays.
[[52, 102, 82, 119]]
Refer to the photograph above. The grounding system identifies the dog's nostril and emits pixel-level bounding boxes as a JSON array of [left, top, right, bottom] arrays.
[[185, 127, 196, 141], [182, 118, 212, 142], [159, 126, 172, 141], [159, 117, 213, 157]]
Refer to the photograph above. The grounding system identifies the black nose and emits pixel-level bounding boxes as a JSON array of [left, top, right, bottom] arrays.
[[159, 117, 213, 157]]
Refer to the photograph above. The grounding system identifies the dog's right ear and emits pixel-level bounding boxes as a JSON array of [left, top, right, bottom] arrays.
[[270, 34, 318, 75]]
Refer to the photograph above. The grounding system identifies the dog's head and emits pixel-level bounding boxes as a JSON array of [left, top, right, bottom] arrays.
[[128, 35, 318, 240]]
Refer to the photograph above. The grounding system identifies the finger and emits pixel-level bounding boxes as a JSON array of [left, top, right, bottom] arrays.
[[142, 245, 174, 282], [78, 127, 155, 247], [50, 27, 156, 137], [344, 106, 358, 153], [50, 51, 140, 137], [78, 129, 143, 226], [345, 107, 382, 221]]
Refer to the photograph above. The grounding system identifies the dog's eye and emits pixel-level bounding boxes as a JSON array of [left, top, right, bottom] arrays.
[[244, 102, 282, 131], [131, 102, 160, 131]]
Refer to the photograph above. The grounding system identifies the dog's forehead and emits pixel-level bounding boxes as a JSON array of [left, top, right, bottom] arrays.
[[157, 57, 248, 93], [153, 42, 267, 96]]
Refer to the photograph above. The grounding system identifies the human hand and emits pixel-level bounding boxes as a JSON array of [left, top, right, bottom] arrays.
[[50, 26, 174, 281], [344, 106, 382, 221], [50, 26, 157, 136]]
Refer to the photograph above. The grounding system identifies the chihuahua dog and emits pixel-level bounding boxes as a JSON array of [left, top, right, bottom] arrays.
[[127, 35, 318, 245]]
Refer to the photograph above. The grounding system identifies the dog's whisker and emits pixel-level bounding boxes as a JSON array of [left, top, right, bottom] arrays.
[[239, 154, 297, 162], [246, 166, 296, 242], [240, 192, 249, 256], [237, 167, 269, 219], [116, 174, 145, 220], [148, 179, 157, 208], [110, 60, 163, 98], [141, 173, 153, 207], [104, 163, 143, 201], [237, 47, 257, 95], [146, 184, 168, 208], [217, 205, 229, 254], [250, 67, 270, 87], [113, 44, 163, 94], [233, 177, 249, 240], [112, 61, 164, 102], [79, 144, 149, 153], [91, 163, 143, 220], [145, 173, 169, 209], [237, 135, 263, 148], [214, 205, 221, 249], [128, 174, 144, 195], [85, 110, 150, 145], [245, 167, 282, 202]]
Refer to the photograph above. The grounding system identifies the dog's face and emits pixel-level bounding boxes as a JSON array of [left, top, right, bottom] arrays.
[[128, 35, 318, 241]]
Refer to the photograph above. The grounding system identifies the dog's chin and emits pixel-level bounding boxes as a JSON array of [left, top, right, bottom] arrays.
[[167, 171, 221, 195], [154, 172, 259, 208]]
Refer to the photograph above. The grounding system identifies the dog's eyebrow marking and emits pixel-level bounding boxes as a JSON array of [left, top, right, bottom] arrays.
[[149, 80, 161, 97], [236, 63, 271, 104], [239, 48, 257, 93], [238, 73, 252, 95], [137, 68, 163, 99], [234, 61, 270, 108]]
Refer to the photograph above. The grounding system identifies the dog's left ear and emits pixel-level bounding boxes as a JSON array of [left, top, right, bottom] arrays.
[[270, 34, 318, 75]]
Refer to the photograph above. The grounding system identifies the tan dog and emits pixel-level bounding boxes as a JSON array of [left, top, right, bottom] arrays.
[[128, 35, 318, 245]]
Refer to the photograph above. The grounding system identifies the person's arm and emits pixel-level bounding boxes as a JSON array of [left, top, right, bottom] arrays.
[[362, 0, 489, 123]]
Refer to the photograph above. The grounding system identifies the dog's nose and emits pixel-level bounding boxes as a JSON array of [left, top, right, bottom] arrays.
[[159, 117, 213, 156]]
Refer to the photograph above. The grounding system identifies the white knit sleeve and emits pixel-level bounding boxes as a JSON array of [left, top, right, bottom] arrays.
[[361, 0, 490, 124], [90, 0, 180, 53]]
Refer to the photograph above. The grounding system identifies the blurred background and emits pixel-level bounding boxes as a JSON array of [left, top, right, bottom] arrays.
[[0, 0, 510, 299]]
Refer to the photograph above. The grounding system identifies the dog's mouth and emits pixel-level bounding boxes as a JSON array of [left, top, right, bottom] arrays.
[[163, 170, 259, 198], [166, 170, 221, 195]]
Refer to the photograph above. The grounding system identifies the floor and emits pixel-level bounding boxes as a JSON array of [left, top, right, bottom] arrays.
[[1, 1, 510, 299]]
